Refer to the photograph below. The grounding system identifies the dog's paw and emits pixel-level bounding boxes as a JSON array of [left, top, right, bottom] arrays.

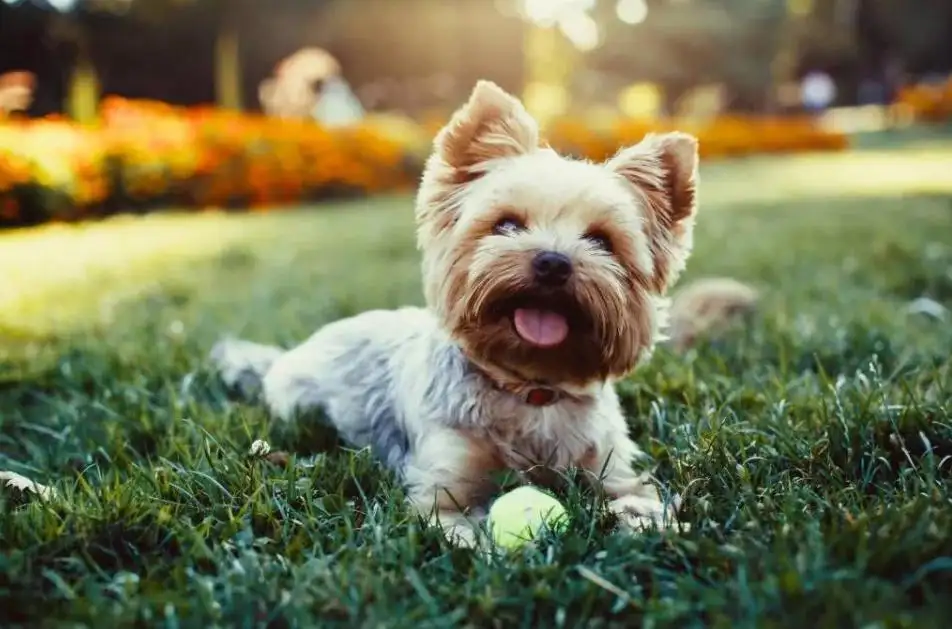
[[209, 337, 284, 397], [609, 494, 688, 533], [442, 522, 478, 548], [425, 509, 483, 549]]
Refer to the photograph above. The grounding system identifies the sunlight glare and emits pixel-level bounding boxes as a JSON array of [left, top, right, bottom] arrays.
[[521, 0, 596, 26], [45, 0, 78, 11], [558, 11, 600, 51], [616, 0, 648, 25]]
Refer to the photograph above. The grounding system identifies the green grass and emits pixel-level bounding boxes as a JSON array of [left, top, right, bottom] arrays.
[[3, 141, 952, 628]]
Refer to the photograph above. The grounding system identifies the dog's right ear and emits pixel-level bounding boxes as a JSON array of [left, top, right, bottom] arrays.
[[433, 80, 540, 181], [416, 81, 540, 243]]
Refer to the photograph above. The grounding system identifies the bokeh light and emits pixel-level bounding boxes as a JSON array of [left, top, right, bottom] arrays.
[[558, 11, 600, 52], [615, 0, 648, 25]]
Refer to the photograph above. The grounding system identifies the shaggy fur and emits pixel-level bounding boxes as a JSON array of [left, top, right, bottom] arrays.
[[667, 277, 759, 352], [210, 80, 702, 546]]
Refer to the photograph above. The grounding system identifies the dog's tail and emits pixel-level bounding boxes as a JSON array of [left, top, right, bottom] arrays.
[[209, 337, 286, 398], [665, 277, 759, 352]]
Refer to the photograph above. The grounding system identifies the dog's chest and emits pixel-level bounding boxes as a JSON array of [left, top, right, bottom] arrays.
[[486, 406, 595, 471]]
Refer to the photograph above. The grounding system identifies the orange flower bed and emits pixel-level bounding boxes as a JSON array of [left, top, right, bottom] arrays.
[[896, 76, 952, 123], [0, 97, 848, 227], [546, 114, 848, 162], [99, 98, 416, 207], [0, 98, 418, 226]]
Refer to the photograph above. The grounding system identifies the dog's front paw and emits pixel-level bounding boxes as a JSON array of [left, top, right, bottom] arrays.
[[442, 521, 478, 548], [426, 509, 483, 549], [430, 516, 479, 549], [209, 338, 284, 398], [609, 494, 688, 533]]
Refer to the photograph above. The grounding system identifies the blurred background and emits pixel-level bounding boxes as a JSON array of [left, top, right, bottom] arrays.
[[5, 5, 952, 623], [0, 0, 951, 226]]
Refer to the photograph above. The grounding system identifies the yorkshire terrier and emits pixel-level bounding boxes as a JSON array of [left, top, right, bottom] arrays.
[[210, 80, 705, 546]]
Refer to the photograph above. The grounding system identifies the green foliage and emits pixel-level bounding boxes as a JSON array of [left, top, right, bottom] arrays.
[[2, 142, 952, 627], [594, 0, 947, 105], [593, 0, 792, 104]]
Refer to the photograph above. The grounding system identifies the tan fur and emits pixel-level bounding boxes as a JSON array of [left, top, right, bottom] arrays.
[[403, 428, 503, 546], [214, 81, 705, 547], [605, 133, 699, 293], [667, 277, 760, 351], [411, 81, 700, 539], [416, 81, 698, 387]]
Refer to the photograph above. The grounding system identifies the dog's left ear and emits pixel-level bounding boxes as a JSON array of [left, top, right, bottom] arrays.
[[605, 132, 699, 293]]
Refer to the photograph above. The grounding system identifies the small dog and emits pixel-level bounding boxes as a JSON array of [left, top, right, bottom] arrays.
[[210, 80, 700, 546]]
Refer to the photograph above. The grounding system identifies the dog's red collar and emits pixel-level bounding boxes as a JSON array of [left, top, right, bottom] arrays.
[[470, 363, 562, 407]]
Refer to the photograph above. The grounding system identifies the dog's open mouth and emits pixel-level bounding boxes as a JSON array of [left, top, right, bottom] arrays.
[[491, 293, 586, 349], [512, 308, 568, 347]]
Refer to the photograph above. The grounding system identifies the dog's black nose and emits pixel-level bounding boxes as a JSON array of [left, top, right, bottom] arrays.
[[532, 251, 573, 286]]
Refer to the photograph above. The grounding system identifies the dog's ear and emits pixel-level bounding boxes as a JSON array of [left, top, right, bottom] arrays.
[[434, 80, 540, 179], [605, 132, 699, 293], [416, 81, 540, 243]]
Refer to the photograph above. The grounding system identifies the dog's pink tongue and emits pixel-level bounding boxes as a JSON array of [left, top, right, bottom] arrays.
[[513, 308, 569, 347]]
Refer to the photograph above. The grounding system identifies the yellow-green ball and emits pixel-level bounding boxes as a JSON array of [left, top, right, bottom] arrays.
[[487, 486, 568, 549]]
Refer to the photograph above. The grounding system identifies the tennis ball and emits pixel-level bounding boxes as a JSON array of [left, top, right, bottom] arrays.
[[487, 486, 568, 549]]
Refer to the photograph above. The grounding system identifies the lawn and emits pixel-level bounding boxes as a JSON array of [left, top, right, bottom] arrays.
[[2, 139, 952, 627]]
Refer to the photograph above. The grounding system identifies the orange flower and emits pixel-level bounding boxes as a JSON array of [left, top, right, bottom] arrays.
[[896, 76, 952, 123], [0, 96, 852, 226]]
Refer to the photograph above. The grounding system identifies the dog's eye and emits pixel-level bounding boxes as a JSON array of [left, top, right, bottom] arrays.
[[584, 231, 613, 253], [493, 216, 525, 236]]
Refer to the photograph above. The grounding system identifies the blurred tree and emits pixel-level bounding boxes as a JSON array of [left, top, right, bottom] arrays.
[[592, 0, 790, 112], [594, 0, 951, 112], [42, 1, 108, 123], [213, 0, 241, 110], [591, 0, 870, 111], [46, 0, 326, 114], [128, 0, 337, 111], [860, 0, 952, 74], [24, 0, 192, 121], [116, 0, 241, 109]]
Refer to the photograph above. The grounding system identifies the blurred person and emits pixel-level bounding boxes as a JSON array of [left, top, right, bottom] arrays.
[[312, 74, 365, 127], [259, 46, 364, 125], [0, 71, 35, 118]]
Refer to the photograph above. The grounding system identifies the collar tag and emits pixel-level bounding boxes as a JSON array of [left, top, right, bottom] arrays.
[[525, 387, 558, 406]]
